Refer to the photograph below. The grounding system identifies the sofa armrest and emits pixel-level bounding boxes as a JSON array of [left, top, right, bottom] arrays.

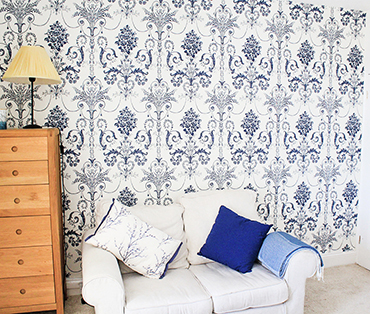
[[257, 232, 322, 314], [82, 229, 125, 314], [282, 250, 320, 314]]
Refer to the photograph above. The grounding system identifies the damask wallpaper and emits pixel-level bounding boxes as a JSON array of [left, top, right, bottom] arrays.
[[0, 0, 366, 281]]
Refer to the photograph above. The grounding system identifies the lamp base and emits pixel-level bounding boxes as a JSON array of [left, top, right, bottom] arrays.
[[23, 124, 42, 129]]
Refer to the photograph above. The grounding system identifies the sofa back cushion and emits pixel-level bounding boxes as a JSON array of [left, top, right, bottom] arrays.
[[179, 189, 258, 265], [95, 199, 189, 271]]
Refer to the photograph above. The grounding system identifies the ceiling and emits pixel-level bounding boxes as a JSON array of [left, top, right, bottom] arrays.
[[297, 0, 370, 11]]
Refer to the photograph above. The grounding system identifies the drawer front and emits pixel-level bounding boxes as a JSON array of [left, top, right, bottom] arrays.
[[0, 216, 52, 248], [0, 185, 50, 217], [0, 161, 49, 186], [0, 246, 53, 278], [0, 275, 55, 308], [0, 137, 48, 162]]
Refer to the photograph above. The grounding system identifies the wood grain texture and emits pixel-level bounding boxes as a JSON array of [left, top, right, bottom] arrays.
[[0, 275, 55, 308], [0, 161, 49, 185], [0, 246, 54, 278], [0, 216, 52, 248], [0, 185, 50, 216], [0, 136, 48, 161], [0, 129, 64, 314]]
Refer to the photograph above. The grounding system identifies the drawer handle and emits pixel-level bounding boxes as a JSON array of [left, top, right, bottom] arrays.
[[11, 146, 18, 152], [20, 289, 26, 295], [18, 259, 24, 265], [12, 170, 19, 176], [14, 198, 20, 204], [16, 229, 22, 235]]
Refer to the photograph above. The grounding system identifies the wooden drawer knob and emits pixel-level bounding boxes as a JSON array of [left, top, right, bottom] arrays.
[[14, 198, 20, 204], [16, 229, 22, 235], [11, 146, 18, 152], [18, 259, 24, 265], [20, 289, 26, 295], [12, 170, 19, 176]]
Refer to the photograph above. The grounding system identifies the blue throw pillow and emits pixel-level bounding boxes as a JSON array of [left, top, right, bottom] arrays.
[[198, 205, 272, 273]]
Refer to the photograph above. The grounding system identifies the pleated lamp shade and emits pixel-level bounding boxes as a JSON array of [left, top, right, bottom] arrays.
[[2, 46, 61, 85]]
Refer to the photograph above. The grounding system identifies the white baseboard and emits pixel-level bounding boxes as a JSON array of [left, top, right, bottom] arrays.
[[66, 277, 83, 297], [322, 251, 357, 268]]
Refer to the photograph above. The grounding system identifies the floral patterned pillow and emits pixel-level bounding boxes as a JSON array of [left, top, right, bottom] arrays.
[[85, 199, 182, 279]]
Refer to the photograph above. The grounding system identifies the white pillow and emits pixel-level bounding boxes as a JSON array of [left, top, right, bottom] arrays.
[[95, 200, 189, 271], [85, 200, 182, 279], [179, 189, 258, 265], [129, 204, 189, 270]]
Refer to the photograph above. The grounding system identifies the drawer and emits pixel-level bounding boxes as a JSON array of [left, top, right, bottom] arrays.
[[0, 275, 55, 308], [0, 216, 51, 248], [0, 185, 50, 217], [0, 246, 53, 278], [0, 161, 49, 186], [0, 137, 48, 161]]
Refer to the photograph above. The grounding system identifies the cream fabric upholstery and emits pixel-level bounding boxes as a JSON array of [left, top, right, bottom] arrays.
[[123, 268, 212, 314], [281, 250, 320, 314], [82, 190, 321, 314], [82, 230, 124, 314], [190, 263, 288, 313]]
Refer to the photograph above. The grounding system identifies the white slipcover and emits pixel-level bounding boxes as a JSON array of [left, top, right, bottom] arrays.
[[123, 268, 212, 314], [82, 190, 322, 314], [189, 263, 288, 313]]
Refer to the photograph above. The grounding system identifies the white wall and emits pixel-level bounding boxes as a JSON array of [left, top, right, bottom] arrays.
[[356, 9, 370, 270], [302, 0, 370, 11]]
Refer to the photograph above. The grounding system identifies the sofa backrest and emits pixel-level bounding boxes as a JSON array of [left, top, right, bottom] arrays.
[[94, 189, 258, 271], [179, 189, 258, 265]]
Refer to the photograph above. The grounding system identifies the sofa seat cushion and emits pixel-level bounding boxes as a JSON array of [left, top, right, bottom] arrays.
[[123, 268, 213, 314], [190, 263, 288, 314]]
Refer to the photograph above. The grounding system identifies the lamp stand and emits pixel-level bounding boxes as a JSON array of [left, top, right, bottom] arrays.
[[24, 77, 41, 129]]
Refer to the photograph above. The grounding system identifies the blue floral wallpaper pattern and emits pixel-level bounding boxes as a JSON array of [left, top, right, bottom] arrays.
[[0, 0, 366, 280]]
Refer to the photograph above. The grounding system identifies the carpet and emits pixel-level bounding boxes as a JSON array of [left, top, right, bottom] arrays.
[[305, 263, 370, 313]]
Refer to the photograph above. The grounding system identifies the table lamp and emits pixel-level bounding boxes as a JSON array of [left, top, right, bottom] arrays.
[[2, 45, 62, 128]]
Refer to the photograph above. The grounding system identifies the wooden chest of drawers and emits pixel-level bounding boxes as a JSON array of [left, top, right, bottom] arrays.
[[0, 129, 64, 314]]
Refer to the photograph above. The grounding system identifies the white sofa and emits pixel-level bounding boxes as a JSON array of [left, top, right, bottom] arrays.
[[82, 189, 322, 314]]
